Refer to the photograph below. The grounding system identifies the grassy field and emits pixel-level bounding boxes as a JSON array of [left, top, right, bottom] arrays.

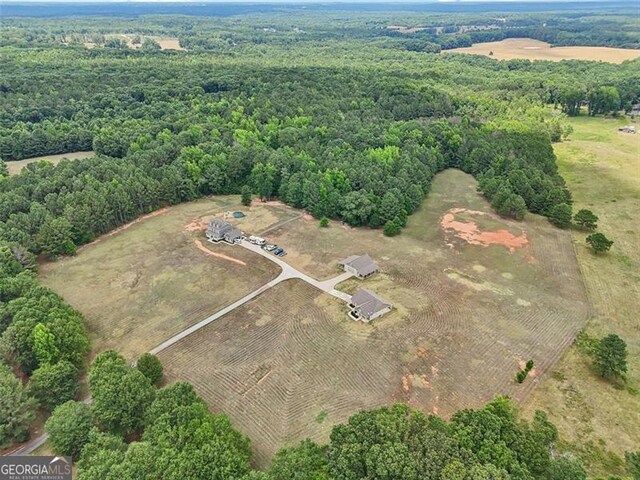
[[7, 151, 95, 175], [449, 38, 640, 63], [39, 196, 296, 359], [522, 116, 640, 476], [158, 169, 588, 466]]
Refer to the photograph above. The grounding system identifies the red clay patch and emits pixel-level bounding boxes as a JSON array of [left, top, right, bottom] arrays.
[[440, 208, 528, 252], [194, 239, 247, 266], [185, 218, 208, 232], [416, 347, 428, 358]]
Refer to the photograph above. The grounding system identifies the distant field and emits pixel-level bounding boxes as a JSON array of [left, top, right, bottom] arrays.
[[449, 38, 640, 63], [7, 151, 94, 175], [160, 169, 589, 466], [39, 196, 293, 359], [522, 116, 640, 475]]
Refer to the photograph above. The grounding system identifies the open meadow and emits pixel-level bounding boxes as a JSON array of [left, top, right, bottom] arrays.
[[39, 196, 297, 359], [522, 116, 640, 475], [449, 38, 640, 63], [152, 169, 590, 466], [6, 151, 94, 175]]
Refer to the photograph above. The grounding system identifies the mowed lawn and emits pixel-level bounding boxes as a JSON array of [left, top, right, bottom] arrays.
[[449, 38, 640, 63], [40, 196, 289, 360], [160, 169, 589, 466], [7, 151, 95, 175], [522, 116, 640, 475]]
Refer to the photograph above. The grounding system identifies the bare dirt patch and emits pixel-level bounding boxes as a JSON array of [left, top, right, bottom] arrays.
[[194, 239, 246, 266], [441, 208, 528, 252], [7, 151, 94, 175], [449, 38, 640, 63]]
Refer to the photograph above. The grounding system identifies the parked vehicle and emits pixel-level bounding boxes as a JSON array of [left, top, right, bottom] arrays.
[[249, 235, 266, 245], [263, 244, 277, 251], [273, 248, 283, 255], [276, 249, 287, 257]]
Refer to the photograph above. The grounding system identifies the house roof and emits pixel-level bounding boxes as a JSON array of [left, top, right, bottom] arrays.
[[351, 288, 391, 317], [207, 219, 241, 238], [339, 253, 379, 277]]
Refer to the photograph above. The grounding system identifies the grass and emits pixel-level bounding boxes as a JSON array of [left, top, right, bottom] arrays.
[[521, 115, 640, 476], [449, 38, 640, 63], [6, 151, 95, 175], [40, 196, 284, 360], [158, 169, 588, 466]]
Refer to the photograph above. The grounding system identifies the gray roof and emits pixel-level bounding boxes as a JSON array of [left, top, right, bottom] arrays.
[[207, 219, 241, 238], [339, 253, 379, 277], [351, 288, 391, 317]]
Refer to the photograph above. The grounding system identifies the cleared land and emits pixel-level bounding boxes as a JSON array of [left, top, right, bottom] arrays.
[[39, 197, 299, 359], [159, 169, 589, 466], [522, 116, 640, 475], [449, 38, 640, 63], [7, 151, 94, 175], [83, 34, 184, 50]]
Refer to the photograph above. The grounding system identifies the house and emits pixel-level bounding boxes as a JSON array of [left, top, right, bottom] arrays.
[[349, 288, 392, 322], [206, 219, 242, 244], [339, 254, 379, 278]]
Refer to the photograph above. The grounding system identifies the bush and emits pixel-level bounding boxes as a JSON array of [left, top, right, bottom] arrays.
[[594, 334, 627, 381], [515, 370, 527, 384], [45, 401, 94, 459], [525, 359, 534, 371], [383, 219, 401, 237], [319, 217, 329, 228], [136, 353, 163, 386], [29, 360, 79, 411]]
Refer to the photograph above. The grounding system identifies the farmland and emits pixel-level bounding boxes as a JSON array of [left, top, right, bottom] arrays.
[[449, 38, 640, 63], [6, 151, 94, 175], [522, 116, 640, 475], [39, 197, 290, 359], [154, 169, 589, 466]]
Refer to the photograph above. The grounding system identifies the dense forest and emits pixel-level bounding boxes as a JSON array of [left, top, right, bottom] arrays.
[[0, 5, 639, 478]]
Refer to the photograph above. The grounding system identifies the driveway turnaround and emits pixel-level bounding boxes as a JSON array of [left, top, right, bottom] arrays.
[[9, 239, 354, 456]]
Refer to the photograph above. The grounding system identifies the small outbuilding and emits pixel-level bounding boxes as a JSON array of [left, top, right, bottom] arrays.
[[349, 288, 392, 322], [339, 254, 379, 278], [206, 219, 242, 244], [618, 125, 636, 134]]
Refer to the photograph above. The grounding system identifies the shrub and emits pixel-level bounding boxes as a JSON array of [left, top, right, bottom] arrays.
[[586, 233, 613, 253], [319, 217, 329, 228]]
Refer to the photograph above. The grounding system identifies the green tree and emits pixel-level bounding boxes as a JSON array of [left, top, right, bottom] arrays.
[[547, 457, 587, 480], [383, 219, 401, 237], [588, 86, 621, 116], [574, 209, 598, 230], [241, 185, 252, 206], [45, 401, 94, 458], [251, 162, 276, 201], [29, 360, 79, 410], [37, 217, 76, 258], [319, 217, 329, 228], [594, 334, 628, 381], [548, 203, 572, 228], [136, 353, 163, 386], [0, 362, 37, 448], [89, 350, 155, 436], [586, 232, 614, 253], [268, 439, 329, 480], [32, 322, 59, 366]]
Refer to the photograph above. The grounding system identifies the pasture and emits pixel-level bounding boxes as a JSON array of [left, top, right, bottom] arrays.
[[157, 169, 589, 466], [449, 38, 640, 63], [39, 197, 290, 359], [522, 116, 640, 475], [7, 151, 94, 175]]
